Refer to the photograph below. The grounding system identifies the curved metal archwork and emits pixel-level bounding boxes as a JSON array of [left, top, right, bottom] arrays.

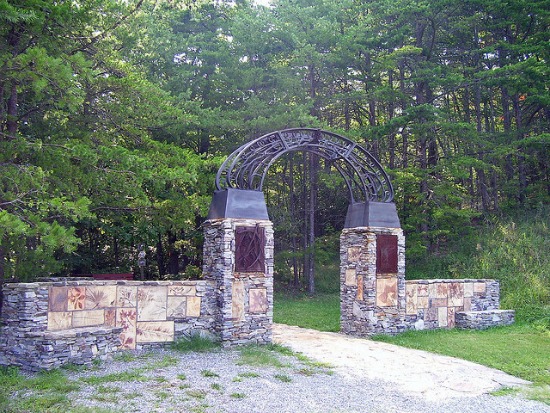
[[216, 128, 394, 203]]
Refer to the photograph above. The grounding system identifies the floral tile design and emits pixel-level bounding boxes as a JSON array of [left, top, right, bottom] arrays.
[[376, 277, 397, 307], [356, 274, 364, 301], [448, 283, 464, 307], [417, 284, 429, 297], [447, 307, 456, 328], [137, 286, 167, 321], [117, 286, 137, 307], [48, 311, 72, 331], [72, 310, 105, 327], [232, 280, 245, 321], [67, 287, 86, 311], [136, 321, 174, 343], [85, 286, 117, 309], [105, 308, 116, 327], [167, 296, 187, 318], [249, 288, 268, 313], [347, 246, 362, 262], [168, 285, 196, 296], [405, 284, 418, 315], [117, 308, 137, 350], [49, 287, 68, 312]]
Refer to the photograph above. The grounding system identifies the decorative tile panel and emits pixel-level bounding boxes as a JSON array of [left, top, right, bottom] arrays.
[[356, 275, 364, 301], [345, 268, 357, 286], [49, 287, 68, 311], [232, 280, 245, 321], [72, 310, 105, 327], [48, 312, 72, 331], [186, 297, 201, 317], [85, 286, 116, 309], [167, 296, 187, 318], [67, 287, 85, 311], [168, 285, 196, 296], [405, 284, 418, 314], [249, 288, 268, 313], [347, 246, 362, 262], [137, 287, 167, 321], [376, 277, 398, 307], [117, 286, 137, 307], [117, 308, 137, 350], [136, 321, 174, 343]]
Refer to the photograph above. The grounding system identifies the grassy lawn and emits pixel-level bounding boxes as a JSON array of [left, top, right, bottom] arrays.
[[273, 292, 340, 332]]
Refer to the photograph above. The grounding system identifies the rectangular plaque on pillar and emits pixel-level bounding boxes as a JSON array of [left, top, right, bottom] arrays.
[[235, 225, 265, 272], [376, 234, 398, 274]]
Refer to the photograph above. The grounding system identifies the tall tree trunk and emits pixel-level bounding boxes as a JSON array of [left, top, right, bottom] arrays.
[[156, 234, 166, 276]]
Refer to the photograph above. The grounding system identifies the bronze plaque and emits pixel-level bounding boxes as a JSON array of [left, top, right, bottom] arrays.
[[376, 234, 398, 274], [235, 225, 265, 272]]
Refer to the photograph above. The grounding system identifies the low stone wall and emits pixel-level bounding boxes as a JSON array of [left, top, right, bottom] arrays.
[[0, 279, 218, 371], [455, 309, 515, 330], [405, 279, 500, 329]]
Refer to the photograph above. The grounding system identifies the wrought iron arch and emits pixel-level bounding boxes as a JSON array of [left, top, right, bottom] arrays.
[[216, 128, 394, 203]]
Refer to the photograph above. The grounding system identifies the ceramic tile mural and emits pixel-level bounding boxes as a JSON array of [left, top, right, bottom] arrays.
[[85, 286, 117, 309], [48, 311, 72, 331], [67, 287, 85, 311], [117, 308, 137, 349], [168, 285, 196, 296], [232, 280, 245, 321], [167, 296, 187, 318], [249, 288, 268, 313], [376, 277, 398, 307], [136, 321, 174, 343], [137, 286, 167, 321], [117, 286, 137, 307], [345, 268, 357, 286], [49, 287, 68, 311], [186, 297, 201, 317], [72, 309, 105, 327], [47, 282, 206, 347]]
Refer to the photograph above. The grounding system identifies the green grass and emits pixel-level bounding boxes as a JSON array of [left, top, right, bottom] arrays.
[[0, 367, 80, 412], [273, 292, 340, 332], [170, 333, 220, 353], [237, 345, 290, 368]]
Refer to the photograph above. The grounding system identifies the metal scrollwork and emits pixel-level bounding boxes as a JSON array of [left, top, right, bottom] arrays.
[[215, 128, 394, 203]]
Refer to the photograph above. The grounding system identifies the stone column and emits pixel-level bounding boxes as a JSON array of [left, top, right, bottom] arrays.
[[202, 218, 274, 346], [340, 226, 408, 336]]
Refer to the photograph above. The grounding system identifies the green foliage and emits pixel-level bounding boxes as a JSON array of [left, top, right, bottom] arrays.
[[409, 206, 550, 324]]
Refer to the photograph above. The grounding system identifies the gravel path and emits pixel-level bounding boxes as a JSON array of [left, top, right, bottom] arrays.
[[54, 325, 549, 413]]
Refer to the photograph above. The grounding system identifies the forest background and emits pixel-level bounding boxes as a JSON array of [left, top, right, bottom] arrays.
[[1, 0, 548, 320]]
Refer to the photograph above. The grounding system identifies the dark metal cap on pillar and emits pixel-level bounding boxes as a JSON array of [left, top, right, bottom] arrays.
[[207, 188, 269, 220], [344, 202, 401, 228]]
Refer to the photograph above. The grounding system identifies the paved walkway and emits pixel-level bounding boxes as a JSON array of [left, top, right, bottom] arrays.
[[272, 323, 530, 401]]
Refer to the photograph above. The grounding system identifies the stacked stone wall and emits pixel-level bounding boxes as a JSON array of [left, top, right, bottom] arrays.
[[340, 226, 506, 336], [0, 279, 218, 371], [202, 218, 274, 346], [405, 279, 500, 329]]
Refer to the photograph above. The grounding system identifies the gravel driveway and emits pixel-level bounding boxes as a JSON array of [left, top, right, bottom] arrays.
[[54, 324, 548, 413]]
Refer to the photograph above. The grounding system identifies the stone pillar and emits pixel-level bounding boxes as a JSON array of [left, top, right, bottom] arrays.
[[202, 218, 274, 346], [340, 226, 409, 336]]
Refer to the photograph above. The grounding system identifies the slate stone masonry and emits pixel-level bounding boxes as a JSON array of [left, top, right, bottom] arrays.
[[202, 218, 274, 347], [340, 226, 512, 336]]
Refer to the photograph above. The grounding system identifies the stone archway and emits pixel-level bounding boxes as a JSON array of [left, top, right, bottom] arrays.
[[202, 128, 405, 345]]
